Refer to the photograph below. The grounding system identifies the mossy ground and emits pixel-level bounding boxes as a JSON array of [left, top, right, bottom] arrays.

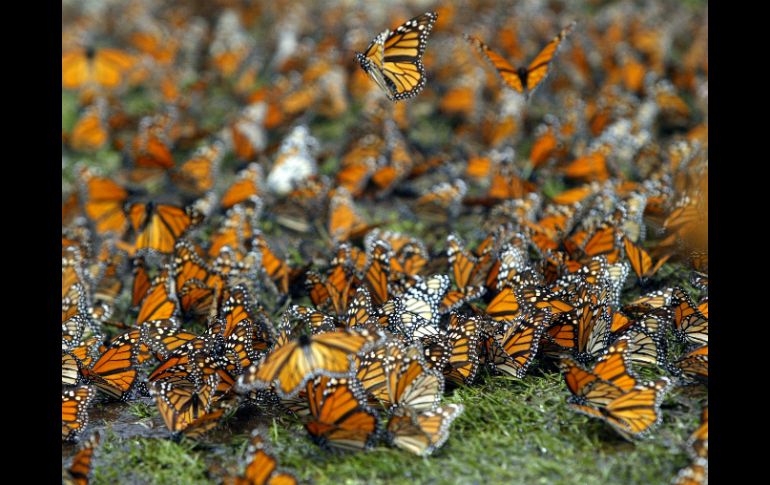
[[74, 369, 704, 485]]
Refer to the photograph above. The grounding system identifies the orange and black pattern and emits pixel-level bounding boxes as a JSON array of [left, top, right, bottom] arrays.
[[62, 1, 707, 482]]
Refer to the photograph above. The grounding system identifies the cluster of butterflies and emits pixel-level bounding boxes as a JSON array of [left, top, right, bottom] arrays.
[[63, 1, 707, 484]]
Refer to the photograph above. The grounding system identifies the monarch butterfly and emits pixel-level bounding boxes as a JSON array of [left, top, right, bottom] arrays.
[[305, 268, 355, 319], [173, 240, 223, 318], [572, 377, 672, 439], [63, 350, 84, 386], [131, 257, 151, 308], [303, 375, 379, 451], [562, 151, 610, 182], [293, 286, 376, 331], [550, 290, 612, 364], [672, 457, 708, 485], [673, 345, 708, 382], [485, 284, 528, 323], [226, 428, 298, 485], [64, 431, 100, 485], [465, 22, 575, 98], [141, 320, 199, 361], [336, 133, 381, 197], [486, 240, 535, 291], [380, 275, 450, 339], [218, 284, 270, 350], [179, 407, 227, 441], [80, 330, 148, 399], [623, 237, 671, 283], [487, 166, 538, 201], [230, 102, 268, 161], [530, 125, 568, 169], [365, 229, 429, 282], [414, 180, 467, 221], [387, 403, 464, 456], [253, 232, 291, 294], [62, 314, 89, 351], [150, 373, 219, 434], [371, 121, 416, 196], [135, 269, 179, 325], [617, 313, 668, 367], [441, 234, 491, 313], [290, 305, 338, 334], [442, 313, 482, 385], [237, 328, 384, 398], [560, 338, 639, 396], [79, 168, 129, 236], [517, 285, 576, 315], [564, 224, 622, 266], [221, 163, 264, 209], [62, 46, 135, 90], [356, 341, 444, 411], [127, 201, 204, 254], [62, 385, 96, 442], [328, 187, 372, 243], [171, 141, 224, 195], [487, 310, 550, 378], [671, 288, 708, 346], [360, 240, 392, 306], [129, 26, 179, 65], [690, 272, 708, 292], [90, 240, 126, 307], [355, 12, 438, 101], [213, 244, 261, 282], [209, 10, 254, 77], [208, 199, 262, 258], [560, 340, 670, 438], [70, 100, 109, 152], [130, 110, 178, 172], [623, 287, 675, 314], [67, 336, 102, 370]]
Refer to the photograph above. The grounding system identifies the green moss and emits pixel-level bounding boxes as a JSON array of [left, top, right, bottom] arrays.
[[62, 92, 80, 133], [128, 401, 157, 420], [94, 433, 209, 485], [241, 372, 698, 485], [541, 178, 567, 199]]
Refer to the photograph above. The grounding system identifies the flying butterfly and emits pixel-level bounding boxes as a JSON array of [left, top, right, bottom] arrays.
[[355, 12, 438, 101], [466, 22, 575, 98]]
